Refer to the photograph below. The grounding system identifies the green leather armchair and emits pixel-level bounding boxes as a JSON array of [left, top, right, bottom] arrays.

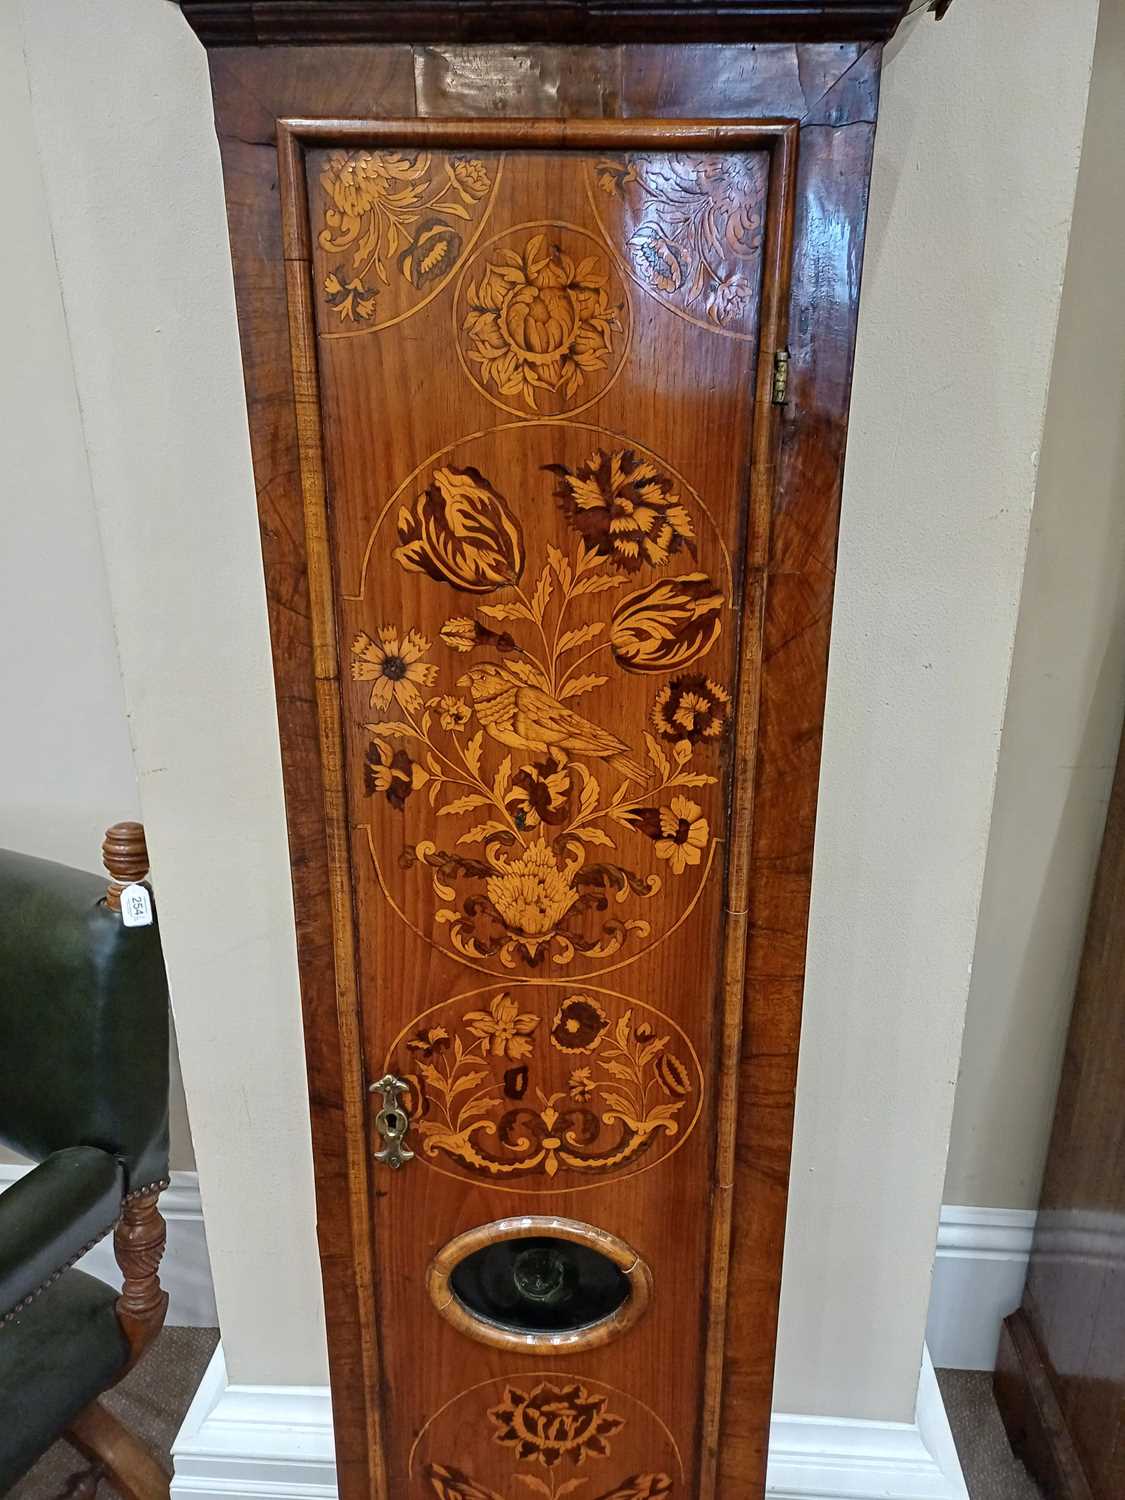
[[0, 823, 172, 1498]]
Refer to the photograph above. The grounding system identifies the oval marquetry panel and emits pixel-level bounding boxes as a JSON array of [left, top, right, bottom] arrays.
[[387, 983, 704, 1192]]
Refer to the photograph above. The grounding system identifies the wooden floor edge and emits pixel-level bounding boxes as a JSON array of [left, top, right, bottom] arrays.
[[993, 1310, 1096, 1500]]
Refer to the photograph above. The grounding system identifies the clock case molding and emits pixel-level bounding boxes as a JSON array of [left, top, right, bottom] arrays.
[[180, 1, 916, 46], [179, 4, 930, 1498]]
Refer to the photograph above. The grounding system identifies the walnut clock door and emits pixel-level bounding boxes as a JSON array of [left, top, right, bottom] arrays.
[[277, 119, 795, 1500]]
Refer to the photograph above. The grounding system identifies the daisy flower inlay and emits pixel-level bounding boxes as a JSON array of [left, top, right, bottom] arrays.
[[351, 627, 437, 716]]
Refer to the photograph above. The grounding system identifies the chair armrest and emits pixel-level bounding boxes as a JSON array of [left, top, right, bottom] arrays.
[[0, 1147, 123, 1320]]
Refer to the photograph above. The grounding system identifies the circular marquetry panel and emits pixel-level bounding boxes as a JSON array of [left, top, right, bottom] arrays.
[[351, 420, 734, 986], [454, 221, 632, 417], [409, 1367, 683, 1500], [427, 1215, 651, 1355]]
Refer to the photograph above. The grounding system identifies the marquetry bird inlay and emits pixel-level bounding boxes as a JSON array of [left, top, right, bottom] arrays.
[[458, 664, 648, 782]]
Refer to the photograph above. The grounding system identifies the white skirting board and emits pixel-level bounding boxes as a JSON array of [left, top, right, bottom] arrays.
[[0, 1164, 217, 1328], [925, 1205, 1035, 1372], [172, 1344, 967, 1500], [0, 1163, 1030, 1424], [172, 1346, 336, 1500], [0, 1175, 1031, 1365]]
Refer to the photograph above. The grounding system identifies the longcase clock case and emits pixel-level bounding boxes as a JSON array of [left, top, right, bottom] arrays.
[[182, 6, 915, 1499]]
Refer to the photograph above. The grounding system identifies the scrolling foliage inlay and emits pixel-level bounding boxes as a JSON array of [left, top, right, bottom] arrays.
[[353, 447, 730, 975], [388, 985, 702, 1187], [588, 153, 769, 338], [317, 148, 499, 327]]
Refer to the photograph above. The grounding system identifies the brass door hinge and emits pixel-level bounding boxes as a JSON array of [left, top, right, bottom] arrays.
[[772, 348, 790, 406]]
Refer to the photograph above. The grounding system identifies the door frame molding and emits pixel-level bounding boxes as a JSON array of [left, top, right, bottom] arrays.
[[276, 114, 797, 1500]]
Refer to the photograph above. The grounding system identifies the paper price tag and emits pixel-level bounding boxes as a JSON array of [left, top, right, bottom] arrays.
[[120, 883, 154, 928]]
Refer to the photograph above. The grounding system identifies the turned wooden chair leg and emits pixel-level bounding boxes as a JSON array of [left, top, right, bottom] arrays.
[[61, 1188, 173, 1497], [114, 1187, 169, 1367], [65, 1401, 170, 1500]]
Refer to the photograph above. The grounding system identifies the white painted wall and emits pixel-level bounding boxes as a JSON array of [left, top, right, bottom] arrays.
[[13, 0, 324, 1388], [0, 3, 139, 873], [0, 2, 196, 1173], [776, 0, 1098, 1418], [943, 0, 1125, 1214], [8, 0, 1099, 1419]]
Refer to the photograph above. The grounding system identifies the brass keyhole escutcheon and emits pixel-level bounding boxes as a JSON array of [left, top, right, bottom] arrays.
[[370, 1073, 414, 1170]]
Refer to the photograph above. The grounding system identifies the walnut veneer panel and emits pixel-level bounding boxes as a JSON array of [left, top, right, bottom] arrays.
[[199, 36, 884, 1500]]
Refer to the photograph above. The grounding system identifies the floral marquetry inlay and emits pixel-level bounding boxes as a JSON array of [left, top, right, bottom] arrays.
[[315, 148, 500, 330], [388, 985, 702, 1189], [351, 425, 733, 980], [489, 1380, 625, 1468], [587, 153, 769, 339], [456, 226, 631, 417], [266, 110, 817, 1500], [410, 1372, 682, 1500]]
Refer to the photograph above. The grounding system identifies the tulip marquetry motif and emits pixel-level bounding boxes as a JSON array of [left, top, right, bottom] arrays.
[[351, 450, 728, 979], [394, 467, 526, 593]]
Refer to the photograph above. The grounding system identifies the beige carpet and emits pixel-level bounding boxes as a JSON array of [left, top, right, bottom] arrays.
[[10, 1328, 218, 1499], [11, 1338, 1041, 1500], [938, 1369, 1044, 1500]]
